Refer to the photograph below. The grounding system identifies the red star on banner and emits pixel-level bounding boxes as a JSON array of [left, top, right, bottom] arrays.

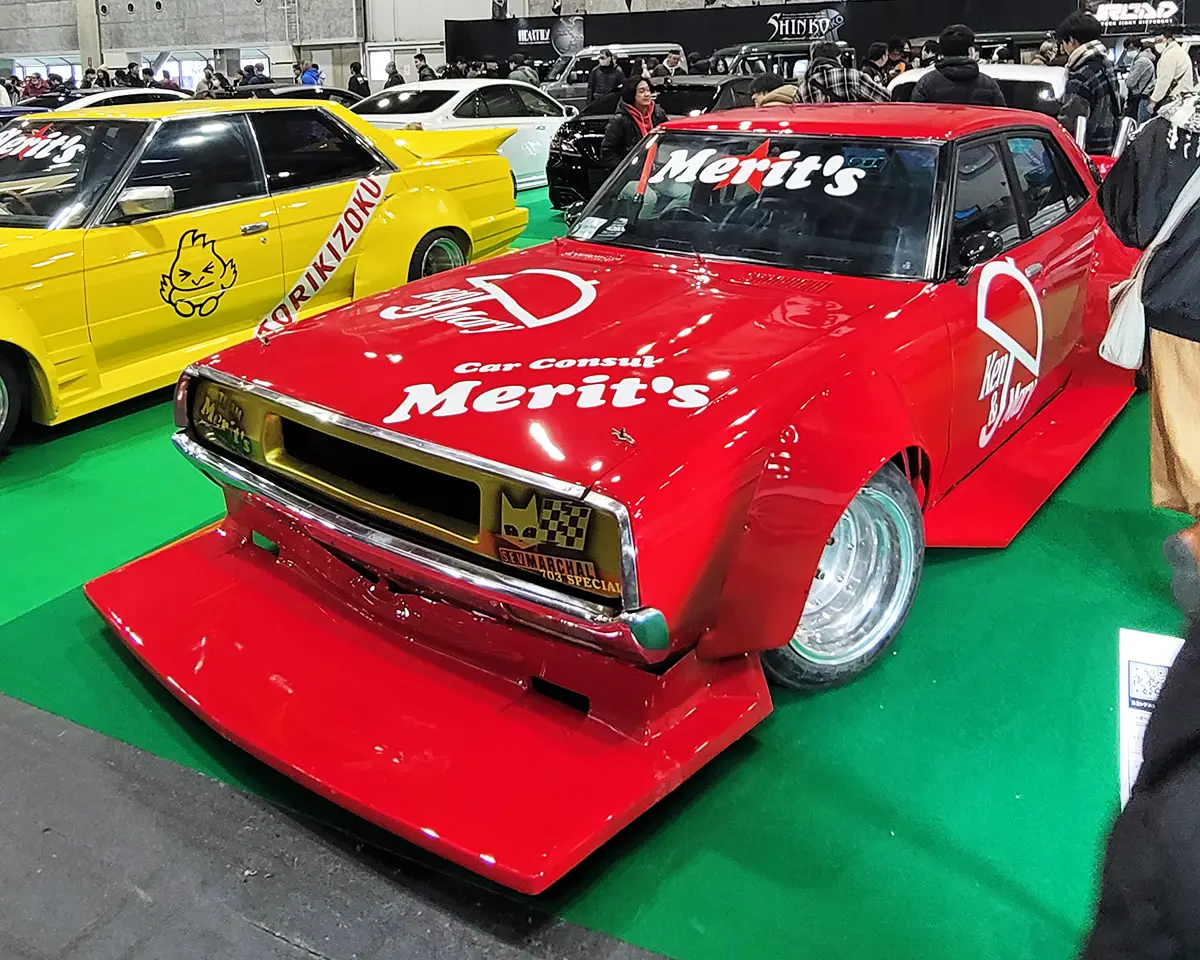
[[712, 139, 772, 193]]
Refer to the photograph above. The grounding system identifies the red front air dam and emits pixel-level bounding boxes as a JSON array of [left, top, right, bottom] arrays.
[[85, 526, 771, 894]]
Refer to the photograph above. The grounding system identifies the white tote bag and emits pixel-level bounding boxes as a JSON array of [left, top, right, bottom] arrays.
[[1102, 159, 1200, 369]]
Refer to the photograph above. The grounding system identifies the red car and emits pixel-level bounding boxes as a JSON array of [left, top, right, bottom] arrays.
[[87, 105, 1136, 893]]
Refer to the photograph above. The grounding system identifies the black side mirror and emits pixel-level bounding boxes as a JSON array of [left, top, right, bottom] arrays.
[[563, 200, 585, 225], [955, 230, 1003, 283]]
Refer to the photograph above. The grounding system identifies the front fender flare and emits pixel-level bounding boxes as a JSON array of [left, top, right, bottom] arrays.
[[0, 297, 56, 421], [700, 370, 931, 661]]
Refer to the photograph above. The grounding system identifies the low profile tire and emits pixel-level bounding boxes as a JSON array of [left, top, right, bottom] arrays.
[[409, 230, 467, 282], [0, 350, 27, 456], [762, 462, 924, 690]]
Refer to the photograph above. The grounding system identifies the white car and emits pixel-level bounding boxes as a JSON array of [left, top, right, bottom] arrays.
[[16, 87, 193, 111], [889, 63, 1067, 115], [352, 79, 577, 191]]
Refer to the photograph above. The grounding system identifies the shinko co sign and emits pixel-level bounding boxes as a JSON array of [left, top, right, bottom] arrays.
[[766, 8, 846, 40]]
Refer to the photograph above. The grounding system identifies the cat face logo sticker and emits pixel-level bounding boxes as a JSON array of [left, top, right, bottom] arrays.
[[498, 491, 591, 551], [380, 268, 598, 334], [160, 230, 238, 318], [976, 258, 1043, 448]]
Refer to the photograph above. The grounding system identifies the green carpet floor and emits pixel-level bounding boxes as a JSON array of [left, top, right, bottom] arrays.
[[0, 189, 1186, 960]]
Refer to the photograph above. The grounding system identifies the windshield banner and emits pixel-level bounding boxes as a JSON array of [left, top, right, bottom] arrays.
[[646, 142, 868, 197], [0, 126, 87, 166]]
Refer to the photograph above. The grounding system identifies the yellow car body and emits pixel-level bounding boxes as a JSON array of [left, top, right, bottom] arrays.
[[0, 99, 528, 447]]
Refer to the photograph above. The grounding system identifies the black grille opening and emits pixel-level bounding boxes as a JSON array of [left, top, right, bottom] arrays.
[[279, 418, 480, 534], [530, 676, 591, 715]]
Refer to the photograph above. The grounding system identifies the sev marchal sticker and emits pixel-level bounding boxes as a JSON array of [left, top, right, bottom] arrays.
[[495, 491, 620, 598], [256, 173, 391, 336]]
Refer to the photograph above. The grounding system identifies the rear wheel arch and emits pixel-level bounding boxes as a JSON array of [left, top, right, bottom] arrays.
[[0, 341, 33, 453]]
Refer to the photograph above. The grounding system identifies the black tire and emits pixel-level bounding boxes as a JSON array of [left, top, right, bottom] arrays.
[[761, 462, 924, 690], [0, 349, 27, 456], [408, 230, 468, 283]]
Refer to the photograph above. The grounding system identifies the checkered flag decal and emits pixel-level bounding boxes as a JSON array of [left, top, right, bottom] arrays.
[[539, 499, 591, 551]]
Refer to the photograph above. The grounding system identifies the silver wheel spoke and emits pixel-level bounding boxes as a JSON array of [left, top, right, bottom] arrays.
[[0, 375, 9, 437], [422, 238, 465, 277]]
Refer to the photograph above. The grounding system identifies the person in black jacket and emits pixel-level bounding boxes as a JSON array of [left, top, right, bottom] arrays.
[[1098, 95, 1200, 613], [587, 49, 625, 105], [1081, 618, 1200, 958], [910, 24, 1006, 106], [1057, 11, 1121, 154], [600, 77, 666, 169], [347, 61, 370, 98]]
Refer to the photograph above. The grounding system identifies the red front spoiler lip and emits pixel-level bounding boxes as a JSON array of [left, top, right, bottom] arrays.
[[84, 521, 771, 894]]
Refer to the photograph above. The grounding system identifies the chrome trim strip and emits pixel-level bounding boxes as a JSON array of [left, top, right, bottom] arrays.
[[175, 433, 669, 662], [188, 364, 590, 500], [583, 490, 640, 610]]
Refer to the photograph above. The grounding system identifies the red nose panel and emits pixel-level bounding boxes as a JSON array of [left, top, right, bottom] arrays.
[[85, 525, 770, 894]]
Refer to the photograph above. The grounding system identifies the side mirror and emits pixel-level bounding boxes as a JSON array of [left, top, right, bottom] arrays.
[[116, 184, 173, 218], [564, 104, 579, 118], [562, 200, 585, 225], [955, 230, 1003, 282]]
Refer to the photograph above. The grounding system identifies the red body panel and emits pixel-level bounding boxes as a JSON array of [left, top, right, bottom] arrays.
[[86, 500, 770, 894], [86, 105, 1140, 892]]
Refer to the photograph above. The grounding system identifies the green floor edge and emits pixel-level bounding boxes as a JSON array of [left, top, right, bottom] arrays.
[[0, 189, 1187, 960]]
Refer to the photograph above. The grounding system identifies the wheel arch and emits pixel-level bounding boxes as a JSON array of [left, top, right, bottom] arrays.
[[0, 303, 57, 424], [698, 370, 936, 661]]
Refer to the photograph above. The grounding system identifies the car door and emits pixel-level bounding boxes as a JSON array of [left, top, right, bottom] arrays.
[[937, 136, 1088, 484], [82, 112, 285, 373], [246, 107, 391, 325], [452, 85, 540, 185], [512, 85, 569, 182]]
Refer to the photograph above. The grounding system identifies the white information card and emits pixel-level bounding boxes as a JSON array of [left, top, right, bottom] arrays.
[[1118, 628, 1185, 808]]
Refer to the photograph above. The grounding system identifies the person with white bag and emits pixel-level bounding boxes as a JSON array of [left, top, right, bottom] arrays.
[[1100, 94, 1200, 615]]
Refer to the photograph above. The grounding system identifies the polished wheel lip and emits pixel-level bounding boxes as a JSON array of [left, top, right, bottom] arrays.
[[422, 236, 466, 277], [789, 485, 917, 667], [0, 373, 9, 438]]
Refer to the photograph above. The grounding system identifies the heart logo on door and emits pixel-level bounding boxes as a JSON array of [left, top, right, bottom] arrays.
[[975, 258, 1044, 448]]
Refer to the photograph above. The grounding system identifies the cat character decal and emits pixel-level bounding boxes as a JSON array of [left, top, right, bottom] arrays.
[[160, 230, 238, 318], [498, 491, 591, 552]]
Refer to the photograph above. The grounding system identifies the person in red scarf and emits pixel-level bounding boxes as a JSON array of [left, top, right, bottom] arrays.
[[600, 78, 667, 169]]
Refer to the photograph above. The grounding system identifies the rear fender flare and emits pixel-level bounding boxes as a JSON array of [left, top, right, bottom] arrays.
[[699, 371, 929, 661], [0, 299, 56, 422], [353, 188, 471, 301]]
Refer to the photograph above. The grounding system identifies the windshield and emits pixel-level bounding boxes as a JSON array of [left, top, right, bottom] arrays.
[[571, 132, 939, 280], [655, 86, 719, 117], [353, 89, 456, 115], [546, 56, 571, 81], [0, 119, 146, 229]]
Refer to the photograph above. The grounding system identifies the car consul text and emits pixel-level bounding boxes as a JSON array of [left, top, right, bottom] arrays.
[[977, 259, 1043, 448], [257, 174, 392, 336]]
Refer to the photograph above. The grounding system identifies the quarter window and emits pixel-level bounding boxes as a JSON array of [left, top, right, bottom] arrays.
[[477, 85, 528, 118], [1007, 136, 1070, 234], [249, 109, 379, 191], [952, 141, 1021, 251], [514, 86, 563, 117], [119, 114, 264, 215]]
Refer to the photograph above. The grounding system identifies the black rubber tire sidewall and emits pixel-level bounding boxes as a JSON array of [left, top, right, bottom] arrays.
[[761, 462, 925, 691], [0, 350, 26, 455], [408, 230, 467, 283]]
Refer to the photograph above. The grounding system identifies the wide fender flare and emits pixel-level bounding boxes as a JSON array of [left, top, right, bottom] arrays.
[[353, 185, 472, 301], [699, 369, 928, 661], [0, 296, 57, 421]]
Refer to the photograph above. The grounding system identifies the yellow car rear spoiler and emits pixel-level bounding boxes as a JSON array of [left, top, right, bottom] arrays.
[[386, 127, 518, 163]]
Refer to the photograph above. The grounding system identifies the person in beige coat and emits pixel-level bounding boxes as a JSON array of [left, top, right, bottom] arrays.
[[750, 73, 798, 106], [1150, 26, 1196, 114]]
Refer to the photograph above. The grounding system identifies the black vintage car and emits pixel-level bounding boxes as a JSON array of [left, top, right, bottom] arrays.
[[545, 74, 754, 209]]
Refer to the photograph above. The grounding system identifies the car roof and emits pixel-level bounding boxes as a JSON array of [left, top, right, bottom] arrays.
[[361, 78, 537, 94], [661, 103, 1061, 140], [570, 43, 684, 56], [656, 75, 740, 88], [889, 63, 1067, 92], [716, 41, 832, 55], [43, 98, 341, 121], [242, 83, 353, 96]]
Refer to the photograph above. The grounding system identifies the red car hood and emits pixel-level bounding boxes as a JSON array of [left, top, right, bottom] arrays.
[[206, 242, 919, 485]]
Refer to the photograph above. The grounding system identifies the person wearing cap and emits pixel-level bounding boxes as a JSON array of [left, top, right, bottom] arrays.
[[508, 54, 539, 85], [587, 48, 625, 105]]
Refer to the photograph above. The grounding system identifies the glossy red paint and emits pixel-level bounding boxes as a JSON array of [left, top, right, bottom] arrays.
[[85, 497, 771, 895], [87, 106, 1141, 891]]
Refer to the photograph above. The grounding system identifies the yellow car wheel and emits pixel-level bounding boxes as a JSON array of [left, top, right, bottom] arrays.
[[0, 350, 25, 455], [409, 230, 468, 283]]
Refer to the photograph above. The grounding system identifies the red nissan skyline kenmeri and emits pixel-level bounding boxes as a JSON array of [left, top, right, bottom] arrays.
[[86, 105, 1137, 893]]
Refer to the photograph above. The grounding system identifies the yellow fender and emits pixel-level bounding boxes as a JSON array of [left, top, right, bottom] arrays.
[[0, 296, 58, 422]]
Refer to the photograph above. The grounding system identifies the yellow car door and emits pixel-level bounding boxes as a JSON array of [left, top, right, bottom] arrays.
[[244, 108, 394, 328], [83, 113, 285, 380]]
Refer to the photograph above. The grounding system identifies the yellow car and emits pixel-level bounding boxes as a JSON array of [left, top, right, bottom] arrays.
[[0, 99, 528, 453]]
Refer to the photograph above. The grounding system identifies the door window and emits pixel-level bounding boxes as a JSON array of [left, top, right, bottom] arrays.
[[514, 86, 564, 117], [117, 114, 265, 216], [1006, 135, 1070, 235], [248, 109, 380, 191], [951, 140, 1021, 252], [452, 92, 482, 119], [477, 85, 529, 118]]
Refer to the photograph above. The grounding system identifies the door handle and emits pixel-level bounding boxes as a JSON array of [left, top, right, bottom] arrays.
[[536, 124, 548, 130], [240, 221, 269, 236], [1024, 262, 1044, 279]]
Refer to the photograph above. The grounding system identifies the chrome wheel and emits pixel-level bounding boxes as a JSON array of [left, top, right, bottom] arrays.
[[761, 463, 924, 689], [0, 374, 8, 439], [421, 237, 466, 277]]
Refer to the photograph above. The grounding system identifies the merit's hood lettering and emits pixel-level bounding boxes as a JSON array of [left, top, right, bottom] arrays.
[[206, 243, 915, 485]]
